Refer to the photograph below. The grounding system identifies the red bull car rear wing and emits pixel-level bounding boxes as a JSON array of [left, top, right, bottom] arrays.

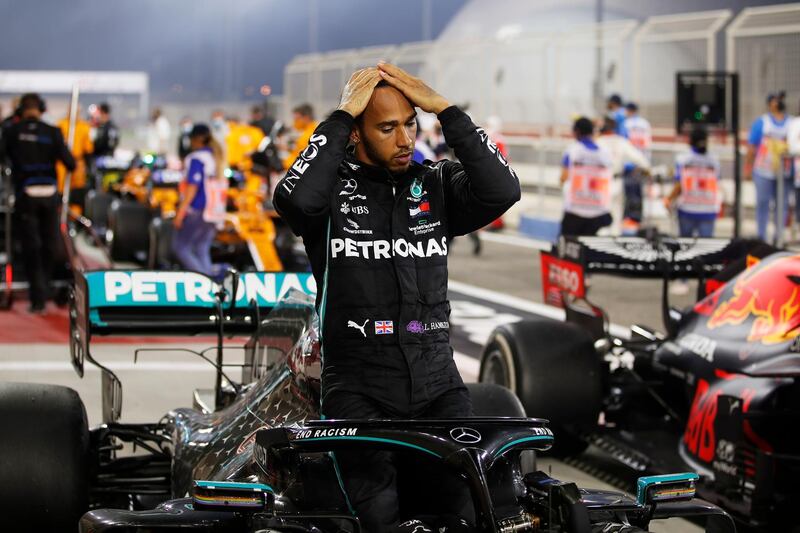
[[555, 236, 748, 278]]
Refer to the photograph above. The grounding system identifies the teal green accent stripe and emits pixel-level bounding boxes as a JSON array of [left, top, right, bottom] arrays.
[[317, 221, 354, 515], [495, 436, 553, 457], [194, 480, 274, 492], [638, 472, 698, 485], [89, 309, 107, 327], [329, 450, 356, 515], [301, 436, 442, 458], [319, 220, 331, 338]]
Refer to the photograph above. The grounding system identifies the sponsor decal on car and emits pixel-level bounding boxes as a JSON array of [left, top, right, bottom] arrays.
[[450, 427, 481, 444], [539, 252, 585, 308], [87, 271, 316, 308], [706, 254, 800, 345], [677, 333, 717, 363], [295, 427, 359, 439]]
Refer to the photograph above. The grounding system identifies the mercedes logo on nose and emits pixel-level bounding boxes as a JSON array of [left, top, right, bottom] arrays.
[[450, 427, 482, 444]]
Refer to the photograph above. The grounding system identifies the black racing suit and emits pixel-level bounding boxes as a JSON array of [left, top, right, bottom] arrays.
[[0, 118, 75, 307], [274, 106, 520, 531], [92, 120, 119, 157]]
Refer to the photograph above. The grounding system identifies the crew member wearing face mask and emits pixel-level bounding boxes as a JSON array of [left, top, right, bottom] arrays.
[[745, 91, 793, 242], [283, 103, 318, 170], [665, 126, 721, 238]]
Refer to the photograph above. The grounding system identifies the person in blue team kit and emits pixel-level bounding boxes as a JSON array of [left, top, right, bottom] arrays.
[[666, 127, 721, 238], [745, 91, 792, 242], [606, 94, 627, 137], [172, 124, 225, 276]]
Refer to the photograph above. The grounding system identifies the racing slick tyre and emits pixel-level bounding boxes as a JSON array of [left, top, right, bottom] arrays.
[[0, 382, 89, 531], [84, 189, 114, 233], [108, 200, 153, 264], [466, 382, 536, 474], [466, 382, 526, 417], [148, 216, 176, 269], [479, 318, 603, 458]]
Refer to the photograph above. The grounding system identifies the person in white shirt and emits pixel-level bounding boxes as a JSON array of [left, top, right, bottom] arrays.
[[623, 102, 652, 161], [745, 92, 792, 242], [146, 108, 171, 154], [596, 117, 651, 234], [560, 117, 615, 236], [787, 99, 800, 229], [665, 127, 721, 238]]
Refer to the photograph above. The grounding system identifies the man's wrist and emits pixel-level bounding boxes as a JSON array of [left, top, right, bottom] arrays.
[[430, 99, 452, 115], [336, 105, 356, 119]]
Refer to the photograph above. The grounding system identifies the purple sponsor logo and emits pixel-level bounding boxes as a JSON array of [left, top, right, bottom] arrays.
[[406, 320, 424, 334]]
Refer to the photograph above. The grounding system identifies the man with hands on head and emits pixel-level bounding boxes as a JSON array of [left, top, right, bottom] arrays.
[[274, 63, 520, 532]]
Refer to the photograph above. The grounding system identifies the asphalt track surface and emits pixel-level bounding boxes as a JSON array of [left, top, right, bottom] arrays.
[[0, 232, 702, 532]]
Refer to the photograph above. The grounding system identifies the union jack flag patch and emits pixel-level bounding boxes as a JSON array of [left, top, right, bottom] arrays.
[[374, 321, 394, 335]]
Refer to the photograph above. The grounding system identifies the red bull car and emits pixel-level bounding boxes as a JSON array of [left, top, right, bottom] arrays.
[[479, 235, 799, 531]]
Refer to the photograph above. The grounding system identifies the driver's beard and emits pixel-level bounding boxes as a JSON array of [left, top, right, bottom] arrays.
[[359, 136, 413, 176]]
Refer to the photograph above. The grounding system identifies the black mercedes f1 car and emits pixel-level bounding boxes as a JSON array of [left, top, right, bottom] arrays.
[[479, 235, 799, 531], [0, 267, 735, 532]]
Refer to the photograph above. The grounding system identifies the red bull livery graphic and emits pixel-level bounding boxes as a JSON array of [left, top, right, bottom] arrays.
[[706, 254, 800, 345]]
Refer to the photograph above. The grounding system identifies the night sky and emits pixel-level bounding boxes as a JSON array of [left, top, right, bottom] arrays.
[[0, 0, 467, 101]]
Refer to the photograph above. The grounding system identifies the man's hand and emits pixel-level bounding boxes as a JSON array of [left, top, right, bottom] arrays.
[[377, 62, 451, 115], [337, 68, 382, 118]]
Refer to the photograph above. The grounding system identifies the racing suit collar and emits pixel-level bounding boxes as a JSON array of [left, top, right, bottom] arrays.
[[344, 153, 423, 185]]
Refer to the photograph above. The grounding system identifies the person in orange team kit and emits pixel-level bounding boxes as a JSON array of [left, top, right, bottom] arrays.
[[225, 117, 264, 170], [282, 103, 318, 169], [56, 107, 94, 196]]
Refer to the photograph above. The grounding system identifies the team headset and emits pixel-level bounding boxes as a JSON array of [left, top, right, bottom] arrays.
[[18, 92, 46, 114]]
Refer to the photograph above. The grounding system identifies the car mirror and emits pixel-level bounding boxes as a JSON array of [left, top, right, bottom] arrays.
[[192, 480, 274, 513], [636, 472, 698, 507]]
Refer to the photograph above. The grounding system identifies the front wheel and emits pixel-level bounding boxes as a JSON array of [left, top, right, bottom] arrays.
[[0, 382, 90, 531], [479, 319, 604, 458]]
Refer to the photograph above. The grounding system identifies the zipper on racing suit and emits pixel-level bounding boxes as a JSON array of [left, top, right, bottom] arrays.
[[389, 173, 417, 410]]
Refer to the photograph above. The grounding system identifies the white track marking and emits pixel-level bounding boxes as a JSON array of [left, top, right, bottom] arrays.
[[454, 351, 479, 382], [478, 231, 551, 250], [448, 279, 631, 339]]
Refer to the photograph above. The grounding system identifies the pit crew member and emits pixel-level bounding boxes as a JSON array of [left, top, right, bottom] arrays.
[[560, 116, 615, 236], [0, 93, 75, 313]]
